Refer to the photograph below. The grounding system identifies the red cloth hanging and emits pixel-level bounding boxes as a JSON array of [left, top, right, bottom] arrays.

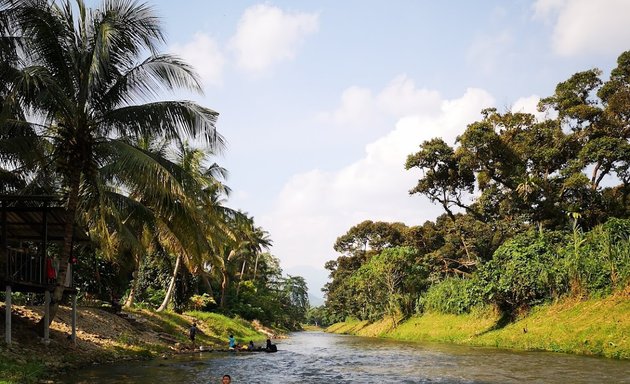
[[46, 258, 57, 280]]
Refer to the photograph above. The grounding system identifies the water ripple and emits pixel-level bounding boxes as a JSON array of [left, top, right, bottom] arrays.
[[61, 331, 630, 384]]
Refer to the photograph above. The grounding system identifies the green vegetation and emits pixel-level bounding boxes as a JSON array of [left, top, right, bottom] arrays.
[[328, 292, 630, 358], [1, 1, 308, 379], [0, 306, 270, 384], [317, 51, 630, 357], [0, 359, 45, 384], [0, 0, 309, 331], [186, 311, 268, 343]]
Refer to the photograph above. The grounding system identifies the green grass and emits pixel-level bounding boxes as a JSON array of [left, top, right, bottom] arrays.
[[326, 318, 370, 334], [472, 294, 630, 358], [387, 309, 499, 343], [301, 324, 324, 331], [0, 358, 45, 384], [127, 308, 192, 344], [327, 293, 630, 359], [186, 311, 267, 345], [122, 308, 271, 349]]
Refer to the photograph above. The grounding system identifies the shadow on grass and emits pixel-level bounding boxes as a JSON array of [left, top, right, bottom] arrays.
[[475, 312, 512, 337]]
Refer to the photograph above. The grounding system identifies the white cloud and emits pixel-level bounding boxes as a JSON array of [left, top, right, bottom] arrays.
[[377, 75, 442, 117], [512, 95, 559, 122], [261, 88, 495, 272], [170, 33, 225, 86], [532, 0, 630, 56], [320, 86, 377, 127], [467, 31, 513, 73], [511, 95, 542, 119], [532, 0, 567, 20], [318, 75, 442, 130], [229, 4, 319, 73]]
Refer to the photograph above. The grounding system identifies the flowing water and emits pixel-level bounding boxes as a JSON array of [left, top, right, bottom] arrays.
[[60, 331, 630, 383]]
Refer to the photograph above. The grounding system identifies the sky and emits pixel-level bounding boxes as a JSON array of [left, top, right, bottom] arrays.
[[89, 0, 630, 300]]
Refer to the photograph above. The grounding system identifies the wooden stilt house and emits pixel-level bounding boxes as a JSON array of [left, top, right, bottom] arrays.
[[1, 195, 90, 345]]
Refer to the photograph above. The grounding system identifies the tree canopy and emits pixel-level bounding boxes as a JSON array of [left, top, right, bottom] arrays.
[[321, 51, 630, 323]]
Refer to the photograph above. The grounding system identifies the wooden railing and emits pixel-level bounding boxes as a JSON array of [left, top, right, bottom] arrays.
[[4, 248, 46, 285], [2, 247, 75, 289]]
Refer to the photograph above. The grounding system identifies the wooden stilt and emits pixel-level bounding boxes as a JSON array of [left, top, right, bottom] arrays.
[[5, 285, 11, 345], [44, 290, 50, 342], [71, 294, 77, 344]]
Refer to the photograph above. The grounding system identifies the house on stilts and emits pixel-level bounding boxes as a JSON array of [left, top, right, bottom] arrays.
[[1, 195, 90, 345]]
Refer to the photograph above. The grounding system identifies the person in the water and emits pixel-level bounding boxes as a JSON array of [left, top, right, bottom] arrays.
[[265, 338, 277, 352], [222, 374, 231, 383]]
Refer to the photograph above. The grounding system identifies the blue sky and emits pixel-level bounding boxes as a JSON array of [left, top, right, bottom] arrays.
[[88, 0, 630, 299]]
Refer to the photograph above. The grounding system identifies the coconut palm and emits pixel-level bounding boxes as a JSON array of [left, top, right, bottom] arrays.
[[151, 141, 230, 311], [83, 135, 221, 309], [215, 213, 272, 308], [0, 0, 223, 323]]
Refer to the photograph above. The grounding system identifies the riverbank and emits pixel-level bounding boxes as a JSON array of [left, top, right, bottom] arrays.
[[327, 290, 630, 359], [0, 304, 273, 384]]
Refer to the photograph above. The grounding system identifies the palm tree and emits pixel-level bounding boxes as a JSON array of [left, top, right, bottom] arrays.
[[215, 213, 272, 308], [251, 226, 272, 280], [81, 134, 231, 311], [0, 0, 223, 323], [152, 141, 230, 312]]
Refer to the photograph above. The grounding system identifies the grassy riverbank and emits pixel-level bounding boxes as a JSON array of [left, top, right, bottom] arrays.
[[327, 291, 630, 359], [0, 304, 273, 384]]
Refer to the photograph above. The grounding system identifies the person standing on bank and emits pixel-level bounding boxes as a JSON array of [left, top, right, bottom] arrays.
[[189, 322, 198, 346]]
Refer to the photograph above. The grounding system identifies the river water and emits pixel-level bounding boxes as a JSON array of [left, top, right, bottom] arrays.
[[61, 331, 629, 383]]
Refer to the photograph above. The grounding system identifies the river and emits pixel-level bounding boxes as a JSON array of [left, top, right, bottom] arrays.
[[60, 331, 630, 383]]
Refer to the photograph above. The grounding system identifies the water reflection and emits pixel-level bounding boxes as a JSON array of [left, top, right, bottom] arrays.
[[60, 331, 630, 383]]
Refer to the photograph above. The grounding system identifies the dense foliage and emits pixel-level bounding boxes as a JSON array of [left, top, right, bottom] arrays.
[[0, 0, 307, 330], [322, 52, 630, 322]]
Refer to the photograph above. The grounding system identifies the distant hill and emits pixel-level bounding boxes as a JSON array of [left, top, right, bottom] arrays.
[[283, 265, 329, 305], [308, 293, 325, 307]]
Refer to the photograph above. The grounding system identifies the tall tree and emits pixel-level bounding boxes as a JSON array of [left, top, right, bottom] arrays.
[[0, 0, 223, 323], [216, 213, 271, 308]]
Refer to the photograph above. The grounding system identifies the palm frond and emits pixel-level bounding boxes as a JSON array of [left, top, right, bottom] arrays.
[[101, 101, 224, 150], [94, 54, 203, 109]]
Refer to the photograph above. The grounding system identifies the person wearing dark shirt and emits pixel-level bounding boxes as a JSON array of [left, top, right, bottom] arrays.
[[189, 322, 198, 346]]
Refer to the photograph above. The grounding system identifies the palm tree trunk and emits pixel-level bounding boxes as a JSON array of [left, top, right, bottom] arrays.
[[157, 253, 182, 312], [124, 281, 137, 308], [220, 267, 229, 308], [201, 273, 214, 297], [236, 259, 246, 298], [124, 255, 142, 308], [253, 253, 260, 280], [38, 171, 81, 328]]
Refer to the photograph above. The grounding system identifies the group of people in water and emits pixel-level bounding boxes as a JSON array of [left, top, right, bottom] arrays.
[[228, 334, 277, 352], [188, 321, 278, 353], [187, 322, 278, 382]]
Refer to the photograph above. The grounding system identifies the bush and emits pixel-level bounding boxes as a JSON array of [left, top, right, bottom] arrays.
[[477, 230, 569, 312], [138, 287, 165, 308], [420, 277, 483, 314], [571, 218, 630, 294], [188, 293, 216, 311]]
